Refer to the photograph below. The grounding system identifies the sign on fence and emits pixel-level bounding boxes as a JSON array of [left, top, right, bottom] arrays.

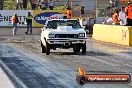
[[0, 10, 32, 26], [33, 10, 65, 27], [0, 10, 65, 27]]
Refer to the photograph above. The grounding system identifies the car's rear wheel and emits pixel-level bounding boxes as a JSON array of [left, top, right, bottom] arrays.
[[41, 41, 46, 53], [73, 47, 80, 54], [82, 42, 86, 54], [45, 41, 50, 55]]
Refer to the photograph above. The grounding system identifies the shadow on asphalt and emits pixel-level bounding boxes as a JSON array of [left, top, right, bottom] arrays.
[[121, 52, 132, 54], [51, 51, 112, 56]]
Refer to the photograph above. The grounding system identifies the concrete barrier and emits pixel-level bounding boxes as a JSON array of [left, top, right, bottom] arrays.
[[93, 24, 132, 46]]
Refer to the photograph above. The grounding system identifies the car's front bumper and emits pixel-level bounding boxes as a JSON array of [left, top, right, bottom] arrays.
[[47, 38, 86, 45]]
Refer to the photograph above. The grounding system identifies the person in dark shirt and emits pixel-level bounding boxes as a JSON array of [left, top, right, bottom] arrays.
[[23, 0, 27, 9], [80, 5, 85, 19], [25, 12, 33, 35], [0, 0, 3, 10], [81, 5, 85, 14]]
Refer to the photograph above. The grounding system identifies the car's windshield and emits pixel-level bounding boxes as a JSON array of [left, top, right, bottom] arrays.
[[46, 20, 81, 29]]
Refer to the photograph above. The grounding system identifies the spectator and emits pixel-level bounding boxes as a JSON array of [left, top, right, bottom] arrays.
[[49, 0, 54, 10], [16, 0, 23, 10], [65, 0, 72, 10], [31, 0, 36, 10], [0, 0, 4, 10], [41, 0, 46, 10], [23, 0, 27, 9], [81, 5, 85, 14], [11, 14, 19, 35], [25, 12, 33, 35], [38, 0, 43, 9], [80, 5, 85, 18], [118, 7, 127, 26], [112, 10, 119, 25], [35, 0, 39, 10], [114, 0, 118, 6], [110, 0, 115, 8], [125, 2, 132, 26], [84, 24, 93, 34], [66, 8, 72, 19], [45, 0, 48, 10]]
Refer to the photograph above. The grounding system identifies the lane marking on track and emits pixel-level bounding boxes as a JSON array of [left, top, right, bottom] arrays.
[[0, 60, 28, 88]]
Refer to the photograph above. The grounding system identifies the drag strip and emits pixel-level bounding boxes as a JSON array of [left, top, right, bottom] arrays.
[[0, 34, 132, 88], [0, 45, 79, 88]]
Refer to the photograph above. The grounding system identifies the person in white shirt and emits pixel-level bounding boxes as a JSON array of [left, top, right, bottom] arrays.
[[118, 7, 127, 26], [110, 0, 115, 8], [65, 0, 72, 10], [49, 0, 54, 10], [16, 0, 22, 9], [38, 0, 43, 9]]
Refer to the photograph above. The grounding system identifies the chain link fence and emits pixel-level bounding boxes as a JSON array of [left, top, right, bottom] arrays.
[[3, 0, 32, 10], [96, 0, 132, 17]]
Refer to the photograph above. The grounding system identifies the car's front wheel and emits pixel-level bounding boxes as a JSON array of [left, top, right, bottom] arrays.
[[73, 47, 80, 54], [41, 41, 46, 53], [82, 42, 86, 54], [45, 41, 50, 55]]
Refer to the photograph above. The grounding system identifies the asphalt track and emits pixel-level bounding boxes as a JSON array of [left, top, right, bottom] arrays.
[[0, 28, 132, 88]]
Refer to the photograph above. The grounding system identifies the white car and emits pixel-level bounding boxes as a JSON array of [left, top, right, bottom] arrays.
[[40, 19, 86, 55]]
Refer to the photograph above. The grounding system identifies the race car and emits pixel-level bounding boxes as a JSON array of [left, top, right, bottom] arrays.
[[40, 19, 87, 55]]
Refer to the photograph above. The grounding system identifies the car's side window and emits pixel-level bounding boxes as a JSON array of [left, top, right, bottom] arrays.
[[47, 23, 50, 28]]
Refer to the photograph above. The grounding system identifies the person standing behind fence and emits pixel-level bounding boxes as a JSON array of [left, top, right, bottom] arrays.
[[16, 0, 22, 10], [38, 0, 43, 9], [45, 0, 48, 10], [114, 0, 118, 6], [25, 12, 33, 35], [118, 7, 126, 26], [110, 0, 115, 8], [41, 0, 46, 10], [23, 0, 27, 9], [112, 10, 119, 25], [11, 14, 19, 35], [0, 0, 3, 10], [80, 5, 85, 19], [65, 0, 72, 10], [49, 0, 54, 10], [31, 0, 36, 10], [125, 2, 132, 26], [66, 8, 72, 19]]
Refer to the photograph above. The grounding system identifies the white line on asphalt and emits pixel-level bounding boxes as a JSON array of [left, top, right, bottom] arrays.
[[0, 60, 28, 88]]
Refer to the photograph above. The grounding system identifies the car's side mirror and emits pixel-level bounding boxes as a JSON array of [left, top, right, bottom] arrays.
[[41, 28, 45, 31], [45, 24, 48, 28], [41, 25, 47, 31]]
